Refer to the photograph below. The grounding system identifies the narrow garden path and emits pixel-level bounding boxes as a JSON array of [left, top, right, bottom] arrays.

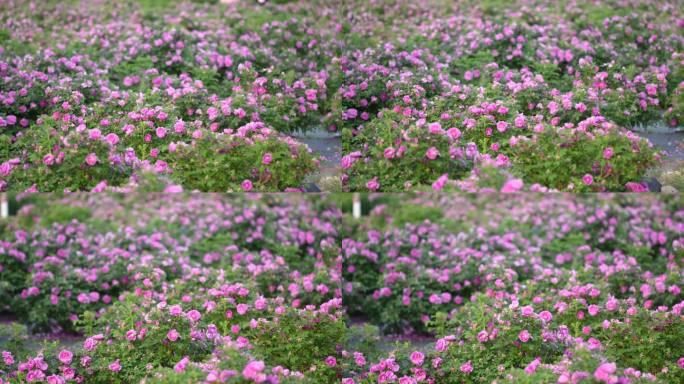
[[292, 128, 342, 191]]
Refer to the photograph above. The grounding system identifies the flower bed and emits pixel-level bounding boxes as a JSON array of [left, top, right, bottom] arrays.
[[0, 0, 333, 192], [1, 0, 682, 191], [1, 194, 682, 383], [337, 0, 683, 191], [340, 194, 684, 383], [0, 194, 346, 383]]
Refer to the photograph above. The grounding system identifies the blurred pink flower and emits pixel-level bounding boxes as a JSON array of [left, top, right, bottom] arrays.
[[85, 153, 98, 166]]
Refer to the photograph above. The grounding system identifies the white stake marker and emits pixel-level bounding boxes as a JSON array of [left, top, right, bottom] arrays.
[[1, 194, 8, 218], [352, 193, 361, 219]]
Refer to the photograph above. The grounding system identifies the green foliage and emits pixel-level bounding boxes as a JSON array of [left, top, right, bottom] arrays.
[[391, 204, 444, 228], [345, 110, 472, 192], [39, 205, 93, 227], [438, 295, 566, 383], [168, 136, 317, 192], [509, 127, 659, 191], [247, 307, 346, 374], [80, 292, 216, 382], [6, 118, 131, 192], [597, 311, 684, 375]]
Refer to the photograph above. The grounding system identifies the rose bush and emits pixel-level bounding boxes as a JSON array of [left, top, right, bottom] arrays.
[[0, 194, 348, 383], [0, 0, 338, 192], [336, 0, 681, 191], [2, 0, 681, 191], [340, 194, 684, 383], [1, 194, 683, 383]]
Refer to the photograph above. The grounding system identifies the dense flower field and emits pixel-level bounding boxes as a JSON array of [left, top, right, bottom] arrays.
[[1, 0, 682, 192], [0, 195, 345, 383], [0, 194, 682, 383], [338, 0, 683, 192], [0, 0, 334, 192], [341, 194, 683, 383]]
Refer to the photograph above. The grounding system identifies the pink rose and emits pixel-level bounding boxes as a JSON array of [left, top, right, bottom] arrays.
[[605, 298, 619, 312], [43, 154, 55, 166], [58, 350, 73, 365], [588, 304, 600, 316], [524, 357, 541, 374], [409, 351, 425, 366], [384, 147, 396, 159], [428, 122, 443, 134], [514, 115, 526, 128], [538, 310, 553, 322], [126, 330, 137, 341], [341, 155, 354, 169], [169, 305, 183, 316], [3, 351, 14, 365], [447, 127, 461, 140], [174, 356, 190, 373], [366, 177, 379, 191], [625, 182, 648, 192], [156, 127, 167, 138], [435, 338, 449, 352], [85, 153, 98, 166], [105, 133, 119, 146], [108, 360, 121, 372], [88, 128, 101, 140], [242, 360, 265, 380], [603, 147, 613, 159], [519, 330, 531, 342], [254, 297, 267, 311], [186, 310, 201, 322], [477, 330, 488, 343], [241, 180, 253, 191], [521, 306, 535, 317], [167, 329, 180, 342], [173, 120, 186, 133], [154, 160, 168, 173], [425, 147, 439, 160], [46, 375, 65, 384], [345, 108, 358, 119], [496, 121, 508, 132], [594, 362, 616, 382], [501, 179, 524, 193], [431, 173, 448, 191]]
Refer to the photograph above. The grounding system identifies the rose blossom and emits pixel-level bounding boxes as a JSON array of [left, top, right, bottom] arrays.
[[58, 350, 73, 365], [366, 177, 379, 191], [169, 305, 183, 316], [519, 330, 531, 342], [425, 147, 439, 160], [108, 360, 121, 372], [242, 360, 265, 380], [186, 310, 201, 322], [167, 329, 180, 342], [594, 362, 616, 382], [241, 180, 253, 192], [85, 153, 98, 166], [409, 351, 425, 366]]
